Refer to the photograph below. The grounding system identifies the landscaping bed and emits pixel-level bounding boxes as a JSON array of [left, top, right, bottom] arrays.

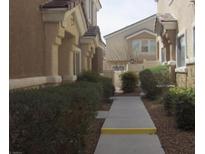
[[84, 119, 104, 154], [142, 97, 195, 154], [10, 72, 114, 154]]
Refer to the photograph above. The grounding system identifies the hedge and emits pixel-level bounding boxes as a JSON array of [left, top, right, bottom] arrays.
[[77, 71, 115, 100], [10, 81, 102, 154], [120, 72, 138, 93], [139, 65, 171, 99], [163, 88, 195, 130], [139, 69, 158, 99]]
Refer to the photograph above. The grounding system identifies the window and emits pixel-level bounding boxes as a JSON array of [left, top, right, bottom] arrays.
[[141, 40, 149, 52], [132, 40, 140, 56], [149, 40, 156, 53], [193, 26, 195, 57], [73, 52, 81, 75], [177, 35, 186, 67], [112, 65, 125, 71], [131, 39, 156, 55], [161, 48, 166, 62]]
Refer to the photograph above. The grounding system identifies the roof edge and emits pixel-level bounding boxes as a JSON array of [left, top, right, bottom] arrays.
[[104, 14, 156, 39]]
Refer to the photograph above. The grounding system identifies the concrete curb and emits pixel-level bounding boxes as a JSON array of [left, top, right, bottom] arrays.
[[101, 128, 157, 135]]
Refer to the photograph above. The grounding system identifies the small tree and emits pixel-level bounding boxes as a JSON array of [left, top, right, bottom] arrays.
[[120, 72, 138, 93]]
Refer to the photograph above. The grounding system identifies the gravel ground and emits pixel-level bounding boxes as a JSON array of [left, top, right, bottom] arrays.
[[142, 97, 195, 154]]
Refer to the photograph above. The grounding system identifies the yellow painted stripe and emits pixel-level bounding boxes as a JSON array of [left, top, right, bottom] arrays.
[[101, 128, 157, 135]]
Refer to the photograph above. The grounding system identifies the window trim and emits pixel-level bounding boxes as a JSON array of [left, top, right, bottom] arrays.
[[176, 30, 187, 69], [192, 24, 195, 58], [131, 39, 156, 55], [141, 39, 149, 52]]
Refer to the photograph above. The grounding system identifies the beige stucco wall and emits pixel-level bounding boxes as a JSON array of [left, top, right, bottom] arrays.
[[127, 32, 157, 63], [157, 0, 195, 60], [176, 64, 195, 88], [105, 15, 156, 57], [104, 15, 158, 72], [92, 48, 104, 73], [157, 0, 195, 88], [10, 0, 48, 79]]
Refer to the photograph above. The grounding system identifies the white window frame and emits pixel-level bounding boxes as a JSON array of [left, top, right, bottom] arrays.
[[131, 39, 156, 55], [186, 23, 195, 64]]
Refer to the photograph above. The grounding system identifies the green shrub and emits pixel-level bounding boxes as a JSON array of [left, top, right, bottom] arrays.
[[163, 88, 195, 130], [139, 65, 172, 99], [149, 65, 171, 86], [163, 88, 178, 115], [10, 81, 102, 154], [120, 72, 138, 93], [139, 69, 159, 99], [77, 71, 100, 82], [175, 88, 195, 130], [99, 76, 115, 99], [77, 71, 114, 100]]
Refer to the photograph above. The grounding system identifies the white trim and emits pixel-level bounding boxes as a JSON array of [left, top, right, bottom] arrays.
[[167, 60, 176, 65], [192, 23, 195, 58], [9, 76, 62, 90], [162, 21, 177, 30], [175, 66, 188, 73], [186, 57, 195, 64], [126, 30, 156, 40], [42, 9, 66, 22]]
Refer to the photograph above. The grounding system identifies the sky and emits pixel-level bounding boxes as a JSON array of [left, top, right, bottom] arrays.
[[97, 0, 157, 39]]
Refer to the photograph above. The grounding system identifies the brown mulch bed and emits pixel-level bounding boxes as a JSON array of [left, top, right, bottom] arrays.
[[84, 119, 104, 154], [142, 97, 195, 154]]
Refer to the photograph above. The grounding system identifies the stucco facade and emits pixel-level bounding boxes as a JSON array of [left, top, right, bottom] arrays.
[[104, 15, 159, 74], [103, 15, 159, 89], [155, 0, 195, 88], [10, 0, 105, 89]]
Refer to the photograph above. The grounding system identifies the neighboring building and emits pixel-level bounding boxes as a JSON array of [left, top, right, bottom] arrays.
[[103, 15, 159, 89], [10, 0, 105, 89], [155, 0, 195, 87]]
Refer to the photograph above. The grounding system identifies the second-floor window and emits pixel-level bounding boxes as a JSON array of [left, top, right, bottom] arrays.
[[141, 40, 149, 52], [132, 39, 156, 56]]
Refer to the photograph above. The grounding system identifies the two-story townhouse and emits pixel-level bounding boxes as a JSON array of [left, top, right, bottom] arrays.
[[10, 0, 105, 89], [103, 15, 159, 89], [155, 0, 195, 87]]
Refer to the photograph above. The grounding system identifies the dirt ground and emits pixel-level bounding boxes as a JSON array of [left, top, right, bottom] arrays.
[[143, 97, 195, 154]]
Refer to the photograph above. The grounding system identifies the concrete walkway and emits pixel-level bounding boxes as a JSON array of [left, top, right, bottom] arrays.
[[95, 96, 165, 154]]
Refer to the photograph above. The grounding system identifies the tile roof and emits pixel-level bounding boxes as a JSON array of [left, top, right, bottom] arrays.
[[84, 26, 105, 45], [84, 26, 100, 37], [41, 0, 82, 9]]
